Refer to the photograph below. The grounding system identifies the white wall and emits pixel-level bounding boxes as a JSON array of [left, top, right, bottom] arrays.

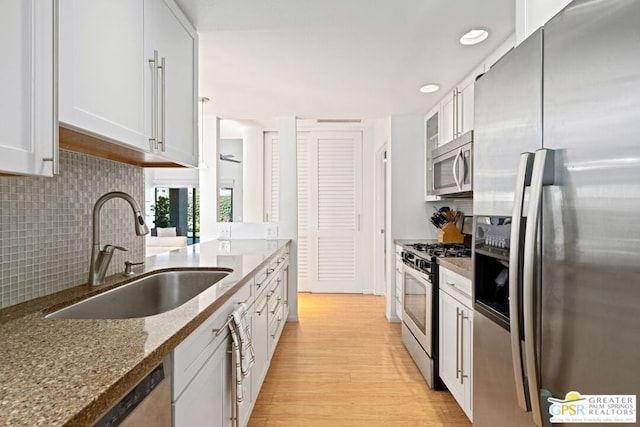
[[219, 138, 243, 221], [199, 114, 219, 241], [278, 117, 298, 321], [369, 118, 390, 297], [242, 124, 265, 223], [390, 114, 436, 241], [383, 114, 438, 320]]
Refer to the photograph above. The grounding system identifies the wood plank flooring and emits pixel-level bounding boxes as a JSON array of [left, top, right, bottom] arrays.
[[248, 293, 471, 427]]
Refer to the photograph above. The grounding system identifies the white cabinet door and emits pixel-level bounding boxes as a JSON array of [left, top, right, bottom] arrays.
[[439, 92, 455, 145], [237, 314, 254, 427], [59, 0, 197, 166], [439, 288, 473, 421], [462, 305, 473, 418], [146, 0, 198, 166], [439, 290, 464, 400], [59, 0, 148, 151], [424, 107, 441, 201], [173, 337, 232, 427], [458, 77, 475, 135], [252, 293, 270, 393], [0, 0, 56, 176]]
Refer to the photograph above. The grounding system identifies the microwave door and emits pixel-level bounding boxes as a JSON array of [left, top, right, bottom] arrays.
[[433, 151, 459, 195]]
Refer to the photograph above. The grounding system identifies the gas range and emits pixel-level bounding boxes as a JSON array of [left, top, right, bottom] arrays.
[[401, 242, 471, 274]]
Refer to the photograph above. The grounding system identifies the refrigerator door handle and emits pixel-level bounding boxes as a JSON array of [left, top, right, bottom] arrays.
[[509, 152, 535, 411], [523, 149, 555, 427]]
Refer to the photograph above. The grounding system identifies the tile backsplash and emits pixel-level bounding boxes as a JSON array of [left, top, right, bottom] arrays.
[[0, 150, 145, 308]]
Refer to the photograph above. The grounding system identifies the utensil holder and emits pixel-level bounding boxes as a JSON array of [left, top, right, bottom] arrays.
[[438, 222, 464, 244]]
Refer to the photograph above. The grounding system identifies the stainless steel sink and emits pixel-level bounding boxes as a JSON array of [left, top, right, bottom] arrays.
[[46, 270, 229, 319]]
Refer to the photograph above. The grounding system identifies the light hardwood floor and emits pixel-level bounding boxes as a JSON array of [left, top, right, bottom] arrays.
[[248, 293, 471, 427]]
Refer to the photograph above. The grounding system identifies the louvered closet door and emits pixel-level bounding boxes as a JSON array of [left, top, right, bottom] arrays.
[[307, 131, 363, 293], [297, 134, 311, 291], [265, 130, 363, 293]]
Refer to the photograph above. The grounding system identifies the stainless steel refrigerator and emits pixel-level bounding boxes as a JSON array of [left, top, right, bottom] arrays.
[[473, 0, 640, 426]]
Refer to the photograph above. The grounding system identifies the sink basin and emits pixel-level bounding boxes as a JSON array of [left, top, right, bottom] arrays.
[[47, 270, 229, 319]]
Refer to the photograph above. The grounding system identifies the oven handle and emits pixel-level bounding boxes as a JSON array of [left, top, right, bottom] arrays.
[[523, 149, 555, 427], [509, 152, 534, 411]]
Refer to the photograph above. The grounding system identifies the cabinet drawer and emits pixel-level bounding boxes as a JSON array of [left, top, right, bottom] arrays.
[[439, 267, 472, 304], [173, 285, 250, 399], [254, 261, 279, 295]]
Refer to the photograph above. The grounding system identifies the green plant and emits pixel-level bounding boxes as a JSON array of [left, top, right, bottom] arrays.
[[152, 195, 171, 228]]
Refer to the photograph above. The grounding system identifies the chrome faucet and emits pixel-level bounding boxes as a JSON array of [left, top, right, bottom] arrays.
[[89, 192, 149, 286]]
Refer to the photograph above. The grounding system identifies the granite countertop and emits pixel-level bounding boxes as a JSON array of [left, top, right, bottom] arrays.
[[0, 239, 290, 427], [437, 257, 473, 280]]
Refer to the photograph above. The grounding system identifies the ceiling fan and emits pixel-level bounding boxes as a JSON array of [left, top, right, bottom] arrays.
[[220, 154, 241, 163]]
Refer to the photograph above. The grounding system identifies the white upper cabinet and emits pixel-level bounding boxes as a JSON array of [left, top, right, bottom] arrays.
[[59, 0, 147, 151], [438, 64, 484, 147], [439, 92, 455, 145], [145, 0, 198, 167], [0, 0, 56, 176], [458, 71, 477, 135], [59, 0, 198, 166]]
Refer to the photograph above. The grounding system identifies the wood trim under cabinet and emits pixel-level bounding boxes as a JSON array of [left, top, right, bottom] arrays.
[[59, 126, 187, 168]]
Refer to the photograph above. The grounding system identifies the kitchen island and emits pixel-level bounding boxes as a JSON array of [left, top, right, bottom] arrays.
[[0, 239, 290, 427]]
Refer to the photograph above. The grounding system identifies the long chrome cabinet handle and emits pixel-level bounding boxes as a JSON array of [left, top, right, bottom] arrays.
[[452, 148, 462, 191], [509, 152, 535, 411], [159, 56, 166, 152], [455, 306, 461, 379], [148, 50, 159, 150], [523, 148, 555, 427], [460, 309, 468, 384]]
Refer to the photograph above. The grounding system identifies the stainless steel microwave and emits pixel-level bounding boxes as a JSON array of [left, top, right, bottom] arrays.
[[431, 131, 473, 197]]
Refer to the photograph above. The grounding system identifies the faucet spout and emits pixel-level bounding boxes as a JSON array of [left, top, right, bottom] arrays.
[[89, 192, 149, 286]]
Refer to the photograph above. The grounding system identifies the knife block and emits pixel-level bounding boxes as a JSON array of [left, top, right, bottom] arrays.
[[438, 223, 464, 244]]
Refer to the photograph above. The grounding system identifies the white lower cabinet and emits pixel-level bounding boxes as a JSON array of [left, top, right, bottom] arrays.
[[172, 246, 290, 427], [439, 267, 473, 421], [173, 336, 232, 427], [252, 293, 270, 394]]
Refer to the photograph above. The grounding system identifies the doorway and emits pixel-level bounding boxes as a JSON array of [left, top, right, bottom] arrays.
[[374, 145, 388, 296]]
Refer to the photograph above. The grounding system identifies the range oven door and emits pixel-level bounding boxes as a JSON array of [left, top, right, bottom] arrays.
[[402, 265, 433, 356]]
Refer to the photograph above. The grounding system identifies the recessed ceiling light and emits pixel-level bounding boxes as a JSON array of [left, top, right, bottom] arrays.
[[460, 28, 489, 46], [419, 84, 440, 94]]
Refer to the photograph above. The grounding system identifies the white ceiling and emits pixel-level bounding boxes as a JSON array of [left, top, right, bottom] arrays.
[[175, 0, 515, 121]]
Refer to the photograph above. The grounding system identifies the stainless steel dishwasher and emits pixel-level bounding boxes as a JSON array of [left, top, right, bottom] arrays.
[[93, 356, 172, 427]]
